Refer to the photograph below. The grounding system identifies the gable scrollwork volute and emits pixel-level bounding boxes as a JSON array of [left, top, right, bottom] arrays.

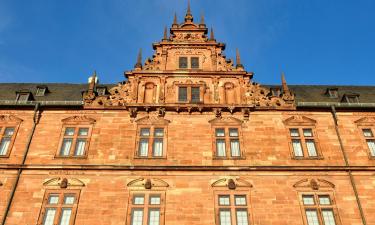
[[43, 177, 86, 188], [127, 178, 169, 190], [211, 177, 253, 190], [354, 117, 375, 126], [283, 115, 317, 126], [293, 178, 335, 191], [61, 115, 96, 125]]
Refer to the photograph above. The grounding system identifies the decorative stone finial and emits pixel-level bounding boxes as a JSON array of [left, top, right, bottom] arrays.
[[228, 179, 236, 190], [236, 48, 244, 69], [163, 26, 168, 41], [200, 13, 205, 25], [210, 27, 215, 41], [173, 12, 178, 26], [134, 48, 142, 70], [185, 0, 193, 22], [281, 72, 289, 93], [60, 178, 68, 189]]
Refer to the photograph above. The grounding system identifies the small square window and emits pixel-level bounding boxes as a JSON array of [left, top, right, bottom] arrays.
[[290, 129, 300, 137], [154, 128, 164, 137], [140, 128, 150, 137], [78, 128, 89, 136], [229, 128, 239, 137], [303, 129, 313, 137], [179, 57, 188, 69], [302, 195, 315, 205], [48, 195, 59, 204], [319, 196, 331, 205], [150, 196, 161, 205], [17, 93, 29, 102], [97, 87, 106, 96], [362, 129, 373, 137], [234, 195, 247, 206], [64, 195, 75, 204], [216, 128, 225, 137], [64, 128, 75, 136], [219, 195, 230, 206], [328, 89, 338, 98], [133, 196, 145, 205], [191, 57, 199, 69]]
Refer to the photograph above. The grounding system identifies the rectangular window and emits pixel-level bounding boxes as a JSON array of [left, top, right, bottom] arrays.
[[191, 87, 200, 103], [36, 87, 46, 96], [38, 190, 80, 225], [128, 193, 164, 225], [137, 127, 166, 158], [178, 87, 188, 102], [191, 57, 199, 69], [0, 127, 15, 156], [216, 194, 249, 225], [58, 127, 90, 157], [17, 93, 30, 102], [178, 86, 201, 103], [289, 128, 320, 159], [362, 128, 375, 157], [214, 128, 242, 159], [302, 194, 338, 225], [179, 57, 188, 69]]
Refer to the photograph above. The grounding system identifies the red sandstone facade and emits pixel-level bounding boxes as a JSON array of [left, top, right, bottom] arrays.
[[0, 4, 374, 225]]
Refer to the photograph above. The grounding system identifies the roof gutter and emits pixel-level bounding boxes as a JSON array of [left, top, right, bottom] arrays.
[[298, 102, 375, 108]]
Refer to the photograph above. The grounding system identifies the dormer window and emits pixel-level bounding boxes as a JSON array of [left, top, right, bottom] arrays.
[[326, 88, 338, 98], [342, 94, 359, 103], [270, 88, 281, 97], [16, 91, 32, 102], [96, 86, 107, 96], [35, 86, 47, 96]]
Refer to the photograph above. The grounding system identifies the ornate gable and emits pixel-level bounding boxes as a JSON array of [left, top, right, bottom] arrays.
[[283, 115, 317, 126], [211, 177, 253, 190], [83, 3, 295, 112]]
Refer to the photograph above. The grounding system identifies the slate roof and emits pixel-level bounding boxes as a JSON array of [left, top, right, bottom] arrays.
[[0, 83, 374, 104]]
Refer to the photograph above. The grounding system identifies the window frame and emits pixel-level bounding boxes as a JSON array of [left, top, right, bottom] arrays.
[[37, 189, 81, 225], [177, 85, 203, 104], [127, 191, 166, 225], [36, 87, 47, 97], [214, 191, 252, 225], [16, 92, 30, 102], [178, 56, 200, 69], [299, 192, 341, 225], [0, 122, 21, 158], [135, 126, 167, 159], [56, 125, 93, 159], [287, 127, 322, 160], [212, 126, 244, 160], [358, 126, 375, 159]]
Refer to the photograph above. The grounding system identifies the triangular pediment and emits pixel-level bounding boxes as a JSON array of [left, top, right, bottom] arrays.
[[283, 115, 316, 126], [61, 115, 96, 124], [135, 116, 170, 125], [43, 177, 85, 188], [0, 115, 23, 123], [127, 178, 169, 189], [211, 178, 253, 190], [209, 116, 243, 126], [354, 117, 375, 126], [293, 178, 335, 190]]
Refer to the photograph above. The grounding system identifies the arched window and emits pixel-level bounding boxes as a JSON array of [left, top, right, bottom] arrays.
[[224, 82, 235, 104], [144, 83, 155, 104]]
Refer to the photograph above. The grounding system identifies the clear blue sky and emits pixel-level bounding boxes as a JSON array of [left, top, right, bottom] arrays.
[[0, 0, 374, 85]]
